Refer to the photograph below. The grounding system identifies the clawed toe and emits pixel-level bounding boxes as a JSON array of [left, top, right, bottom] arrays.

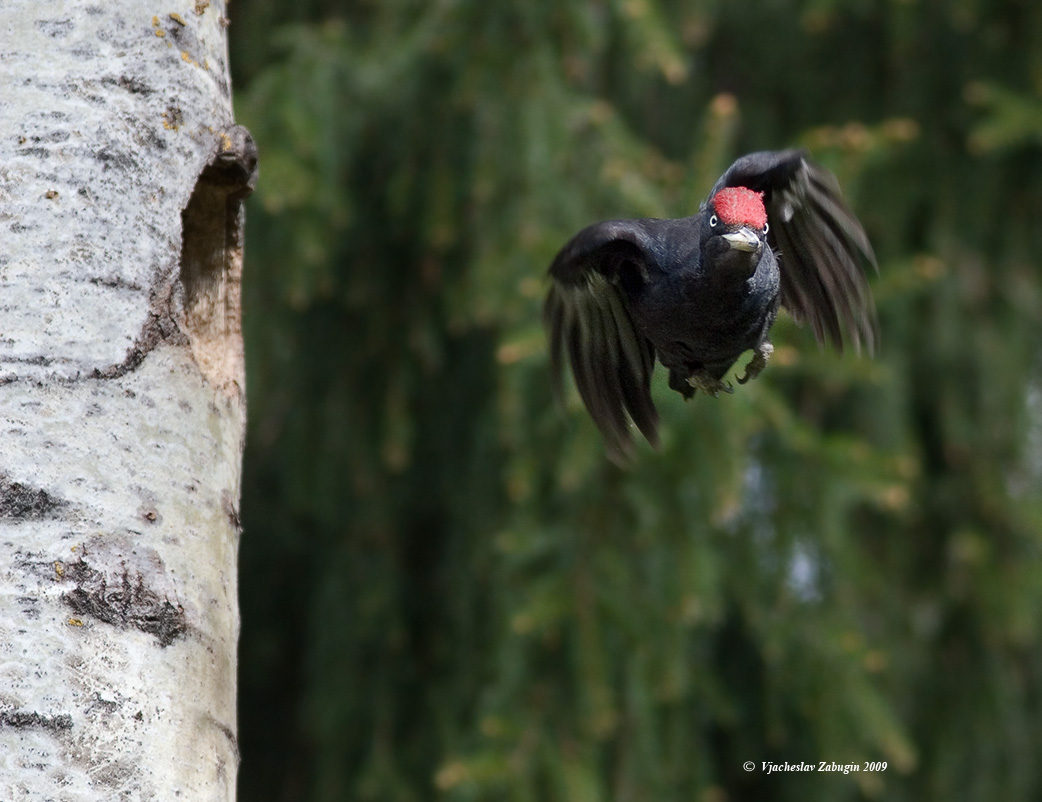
[[687, 371, 734, 397]]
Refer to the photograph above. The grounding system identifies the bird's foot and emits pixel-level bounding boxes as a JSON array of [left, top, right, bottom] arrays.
[[737, 341, 774, 385], [687, 370, 734, 398]]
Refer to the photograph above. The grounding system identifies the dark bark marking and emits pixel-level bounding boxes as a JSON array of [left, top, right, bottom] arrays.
[[101, 75, 154, 95], [59, 557, 188, 647], [0, 475, 66, 520], [0, 710, 73, 731]]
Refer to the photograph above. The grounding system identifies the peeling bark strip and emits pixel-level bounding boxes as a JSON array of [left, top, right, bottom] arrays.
[[59, 557, 188, 647]]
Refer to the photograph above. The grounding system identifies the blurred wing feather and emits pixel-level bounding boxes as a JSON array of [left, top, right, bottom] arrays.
[[545, 221, 659, 462]]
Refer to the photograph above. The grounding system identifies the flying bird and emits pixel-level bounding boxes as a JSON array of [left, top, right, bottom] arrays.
[[544, 149, 877, 463]]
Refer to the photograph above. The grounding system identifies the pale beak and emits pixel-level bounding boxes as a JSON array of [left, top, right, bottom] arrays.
[[722, 227, 761, 253]]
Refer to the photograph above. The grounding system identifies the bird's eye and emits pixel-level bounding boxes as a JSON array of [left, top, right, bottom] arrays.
[[709, 215, 719, 228], [763, 222, 769, 234]]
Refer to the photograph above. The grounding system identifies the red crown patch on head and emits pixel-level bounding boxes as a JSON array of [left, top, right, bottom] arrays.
[[712, 187, 767, 229]]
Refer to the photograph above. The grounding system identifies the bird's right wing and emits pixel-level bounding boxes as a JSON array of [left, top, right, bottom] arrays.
[[544, 220, 659, 462], [711, 149, 878, 353]]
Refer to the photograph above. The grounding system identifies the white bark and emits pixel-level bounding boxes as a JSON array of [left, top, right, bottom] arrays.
[[0, 2, 252, 798]]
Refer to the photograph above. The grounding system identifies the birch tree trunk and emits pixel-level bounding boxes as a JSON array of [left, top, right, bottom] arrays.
[[0, 2, 254, 798]]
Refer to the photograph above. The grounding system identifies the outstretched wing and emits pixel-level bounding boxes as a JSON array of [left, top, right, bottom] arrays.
[[544, 220, 660, 463], [711, 149, 878, 352]]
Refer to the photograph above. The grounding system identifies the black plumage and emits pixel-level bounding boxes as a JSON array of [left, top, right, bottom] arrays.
[[544, 149, 877, 463]]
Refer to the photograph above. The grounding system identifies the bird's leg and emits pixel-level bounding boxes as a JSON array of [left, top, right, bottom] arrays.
[[736, 341, 774, 385], [686, 369, 734, 397]]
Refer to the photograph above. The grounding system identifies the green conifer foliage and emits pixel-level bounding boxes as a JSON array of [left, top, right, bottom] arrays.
[[234, 2, 1042, 799]]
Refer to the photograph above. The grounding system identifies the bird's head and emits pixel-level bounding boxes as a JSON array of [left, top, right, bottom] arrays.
[[703, 187, 769, 275]]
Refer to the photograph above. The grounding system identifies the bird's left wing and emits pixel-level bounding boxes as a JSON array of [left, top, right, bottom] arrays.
[[544, 220, 660, 462], [711, 149, 878, 353]]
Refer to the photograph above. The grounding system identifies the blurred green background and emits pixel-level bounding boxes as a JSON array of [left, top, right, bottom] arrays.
[[230, 1, 1042, 800]]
